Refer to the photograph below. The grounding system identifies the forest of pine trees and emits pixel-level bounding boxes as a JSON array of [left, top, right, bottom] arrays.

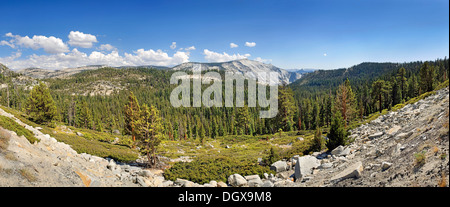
[[0, 58, 448, 151]]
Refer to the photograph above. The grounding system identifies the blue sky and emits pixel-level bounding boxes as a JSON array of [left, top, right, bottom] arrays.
[[0, 0, 448, 70]]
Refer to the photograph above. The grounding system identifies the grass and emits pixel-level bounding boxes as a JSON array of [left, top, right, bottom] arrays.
[[0, 115, 39, 144], [414, 151, 426, 167], [40, 126, 139, 163], [0, 127, 11, 151], [2, 105, 139, 163], [19, 168, 37, 183]]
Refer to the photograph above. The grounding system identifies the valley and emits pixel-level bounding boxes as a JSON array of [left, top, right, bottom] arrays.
[[0, 58, 449, 187]]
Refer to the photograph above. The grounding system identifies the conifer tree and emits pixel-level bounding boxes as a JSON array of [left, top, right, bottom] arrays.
[[76, 100, 93, 129], [124, 92, 141, 142], [235, 104, 250, 134], [335, 79, 356, 127], [26, 82, 57, 125], [136, 104, 164, 168], [311, 127, 323, 152], [277, 86, 296, 131], [326, 111, 347, 151]]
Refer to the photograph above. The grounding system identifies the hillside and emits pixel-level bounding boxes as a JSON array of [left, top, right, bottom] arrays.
[[1, 85, 447, 187]]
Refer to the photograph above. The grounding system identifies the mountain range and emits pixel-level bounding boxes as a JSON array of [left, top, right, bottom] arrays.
[[11, 59, 310, 85]]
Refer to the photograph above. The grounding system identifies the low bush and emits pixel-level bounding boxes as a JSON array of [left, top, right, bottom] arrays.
[[164, 156, 274, 184], [0, 115, 39, 144]]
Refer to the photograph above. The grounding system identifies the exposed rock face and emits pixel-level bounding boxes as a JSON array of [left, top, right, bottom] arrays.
[[294, 155, 320, 181], [171, 59, 304, 85]]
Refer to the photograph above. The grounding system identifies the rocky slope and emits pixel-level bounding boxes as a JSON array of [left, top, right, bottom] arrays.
[[287, 86, 449, 187]]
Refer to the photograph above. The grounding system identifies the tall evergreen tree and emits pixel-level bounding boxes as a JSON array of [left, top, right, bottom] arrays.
[[124, 91, 141, 142], [335, 79, 356, 127], [326, 111, 347, 151], [136, 104, 164, 168], [277, 86, 296, 131], [26, 82, 57, 125]]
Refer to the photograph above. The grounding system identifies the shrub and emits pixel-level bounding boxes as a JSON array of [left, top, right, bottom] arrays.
[[0, 127, 11, 151], [0, 115, 39, 144], [262, 147, 279, 165], [164, 157, 274, 184], [414, 151, 426, 167]]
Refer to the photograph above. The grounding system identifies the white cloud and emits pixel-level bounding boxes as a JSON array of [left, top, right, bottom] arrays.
[[254, 57, 272, 63], [185, 46, 196, 51], [5, 33, 69, 54], [1, 48, 190, 70], [98, 44, 116, 51], [245, 42, 256, 47], [68, 31, 98, 48], [230, 43, 238, 48], [323, 53, 327, 57], [170, 42, 177, 49], [203, 49, 250, 62], [0, 40, 15, 48], [125, 49, 189, 66]]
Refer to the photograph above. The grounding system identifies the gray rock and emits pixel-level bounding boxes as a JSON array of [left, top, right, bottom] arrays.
[[368, 132, 384, 140], [330, 161, 363, 183], [395, 132, 412, 140], [217, 181, 228, 187], [248, 178, 264, 187], [135, 176, 148, 187], [162, 180, 174, 187], [318, 162, 333, 169], [244, 174, 260, 181], [262, 180, 274, 187], [76, 132, 83, 137], [112, 129, 121, 134], [138, 170, 153, 178], [381, 162, 392, 171], [331, 146, 351, 157], [228, 174, 247, 187], [294, 155, 320, 180], [270, 161, 288, 173]]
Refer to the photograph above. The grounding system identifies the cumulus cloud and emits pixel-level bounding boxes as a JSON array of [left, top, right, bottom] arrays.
[[68, 31, 98, 48], [125, 49, 189, 66], [0, 40, 15, 48], [254, 57, 272, 63], [98, 44, 117, 51], [185, 46, 196, 51], [170, 42, 177, 49], [203, 49, 250, 62], [245, 42, 256, 47], [5, 33, 69, 54], [323, 53, 327, 57], [230, 43, 238, 48], [1, 48, 190, 70]]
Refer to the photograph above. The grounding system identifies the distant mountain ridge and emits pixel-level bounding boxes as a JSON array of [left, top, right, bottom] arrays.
[[11, 59, 307, 84], [172, 59, 304, 85]]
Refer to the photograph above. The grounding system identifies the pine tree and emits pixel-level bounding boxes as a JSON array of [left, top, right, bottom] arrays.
[[136, 104, 164, 168], [397, 67, 407, 100], [26, 82, 57, 125], [76, 100, 93, 129], [372, 80, 385, 113], [311, 127, 323, 152], [392, 80, 402, 106], [326, 111, 347, 151], [124, 92, 141, 142], [335, 79, 356, 127], [235, 104, 250, 134], [277, 86, 296, 131]]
